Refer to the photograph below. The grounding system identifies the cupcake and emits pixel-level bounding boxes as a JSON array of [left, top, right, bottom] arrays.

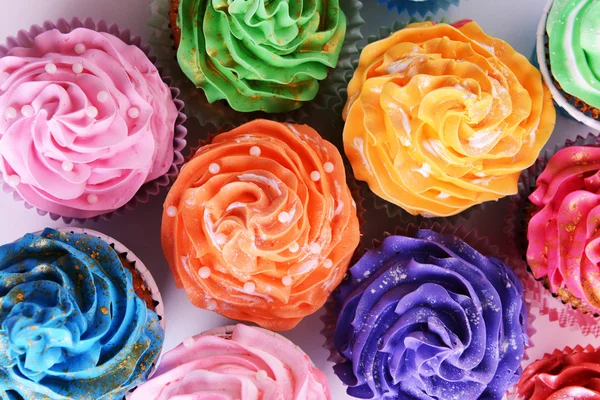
[[169, 0, 347, 113], [537, 0, 600, 130], [130, 324, 331, 399], [515, 345, 600, 399], [343, 20, 556, 217], [0, 227, 164, 399], [527, 144, 600, 316], [162, 119, 360, 331], [329, 228, 528, 399], [383, 0, 459, 16], [0, 18, 186, 221]]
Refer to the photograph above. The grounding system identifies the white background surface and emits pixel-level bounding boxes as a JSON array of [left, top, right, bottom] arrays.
[[0, 0, 599, 398]]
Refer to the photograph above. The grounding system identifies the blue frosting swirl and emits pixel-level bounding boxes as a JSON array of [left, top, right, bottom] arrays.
[[0, 228, 164, 399], [332, 230, 527, 400], [382, 0, 460, 16]]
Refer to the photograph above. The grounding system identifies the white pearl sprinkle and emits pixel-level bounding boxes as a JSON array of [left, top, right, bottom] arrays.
[[309, 243, 321, 254], [206, 299, 217, 310], [45, 63, 57, 74], [97, 91, 109, 103], [5, 174, 20, 187], [74, 44, 86, 54], [61, 161, 74, 172], [198, 266, 211, 279], [256, 370, 268, 382], [166, 206, 177, 217], [0, 71, 9, 83], [323, 162, 334, 173], [310, 171, 321, 182], [289, 242, 300, 253], [215, 233, 227, 245], [323, 258, 333, 269], [5, 107, 16, 119], [72, 63, 83, 74], [86, 106, 98, 118], [183, 336, 195, 348], [128, 107, 140, 119], [87, 194, 98, 204], [208, 163, 220, 174], [249, 146, 261, 157], [282, 276, 293, 286], [21, 105, 34, 117], [243, 282, 256, 294], [278, 211, 290, 223]]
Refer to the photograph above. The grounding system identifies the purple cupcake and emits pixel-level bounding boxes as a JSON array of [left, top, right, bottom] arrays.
[[330, 229, 528, 399]]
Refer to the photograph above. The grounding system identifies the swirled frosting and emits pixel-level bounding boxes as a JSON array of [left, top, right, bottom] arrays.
[[527, 146, 600, 314], [516, 345, 600, 400], [343, 21, 555, 217], [176, 0, 346, 113], [0, 28, 178, 219], [162, 119, 360, 331], [0, 228, 164, 399], [333, 230, 527, 399], [131, 324, 331, 400], [547, 0, 600, 109]]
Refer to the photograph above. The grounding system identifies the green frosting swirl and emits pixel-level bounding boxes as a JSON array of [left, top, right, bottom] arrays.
[[177, 0, 346, 113], [547, 0, 600, 108]]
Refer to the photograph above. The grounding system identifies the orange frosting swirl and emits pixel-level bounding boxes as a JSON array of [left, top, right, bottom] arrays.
[[161, 120, 360, 331], [343, 21, 556, 217]]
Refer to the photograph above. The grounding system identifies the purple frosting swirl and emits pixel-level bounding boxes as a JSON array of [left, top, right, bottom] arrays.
[[332, 230, 527, 399]]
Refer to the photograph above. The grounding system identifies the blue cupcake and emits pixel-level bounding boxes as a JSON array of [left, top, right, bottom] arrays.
[[382, 0, 459, 16], [0, 228, 164, 399]]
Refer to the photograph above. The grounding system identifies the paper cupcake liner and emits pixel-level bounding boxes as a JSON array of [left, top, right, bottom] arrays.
[[148, 0, 364, 128], [321, 221, 537, 368], [504, 131, 600, 337], [0, 17, 188, 224], [381, 0, 459, 17], [536, 0, 600, 131]]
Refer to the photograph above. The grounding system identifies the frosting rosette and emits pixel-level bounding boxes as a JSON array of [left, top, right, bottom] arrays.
[[174, 0, 346, 113], [332, 229, 528, 399], [547, 0, 600, 110], [0, 27, 178, 219], [527, 145, 600, 315], [343, 20, 555, 217], [161, 119, 360, 331], [0, 228, 164, 399], [516, 345, 600, 400], [130, 324, 331, 400]]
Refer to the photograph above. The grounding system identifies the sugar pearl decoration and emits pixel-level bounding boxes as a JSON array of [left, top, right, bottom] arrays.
[[289, 242, 300, 253], [208, 163, 220, 174], [249, 146, 261, 157], [45, 63, 57, 74], [72, 63, 83, 74], [97, 91, 109, 103], [206, 299, 217, 310], [323, 258, 333, 269], [86, 106, 98, 118], [215, 233, 227, 245], [198, 266, 211, 279], [324, 162, 334, 173], [310, 171, 321, 182], [278, 211, 290, 223], [61, 161, 74, 172], [183, 337, 195, 348], [309, 243, 321, 254], [243, 282, 256, 294], [5, 107, 16, 119], [282, 276, 293, 286], [256, 370, 268, 382], [74, 44, 86, 54], [87, 194, 98, 204], [166, 206, 178, 217], [21, 105, 34, 117], [128, 107, 140, 119], [5, 175, 20, 187]]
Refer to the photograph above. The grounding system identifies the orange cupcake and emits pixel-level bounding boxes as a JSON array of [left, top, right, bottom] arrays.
[[161, 119, 360, 331]]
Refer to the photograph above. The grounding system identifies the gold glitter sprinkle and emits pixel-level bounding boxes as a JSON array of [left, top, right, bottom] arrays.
[[100, 307, 109, 315], [565, 223, 576, 232]]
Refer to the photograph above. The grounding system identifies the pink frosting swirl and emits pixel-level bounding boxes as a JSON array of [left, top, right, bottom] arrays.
[[130, 324, 331, 400], [0, 28, 177, 218], [527, 145, 600, 314]]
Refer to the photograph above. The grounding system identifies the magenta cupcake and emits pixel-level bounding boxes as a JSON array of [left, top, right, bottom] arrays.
[[0, 18, 186, 222]]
